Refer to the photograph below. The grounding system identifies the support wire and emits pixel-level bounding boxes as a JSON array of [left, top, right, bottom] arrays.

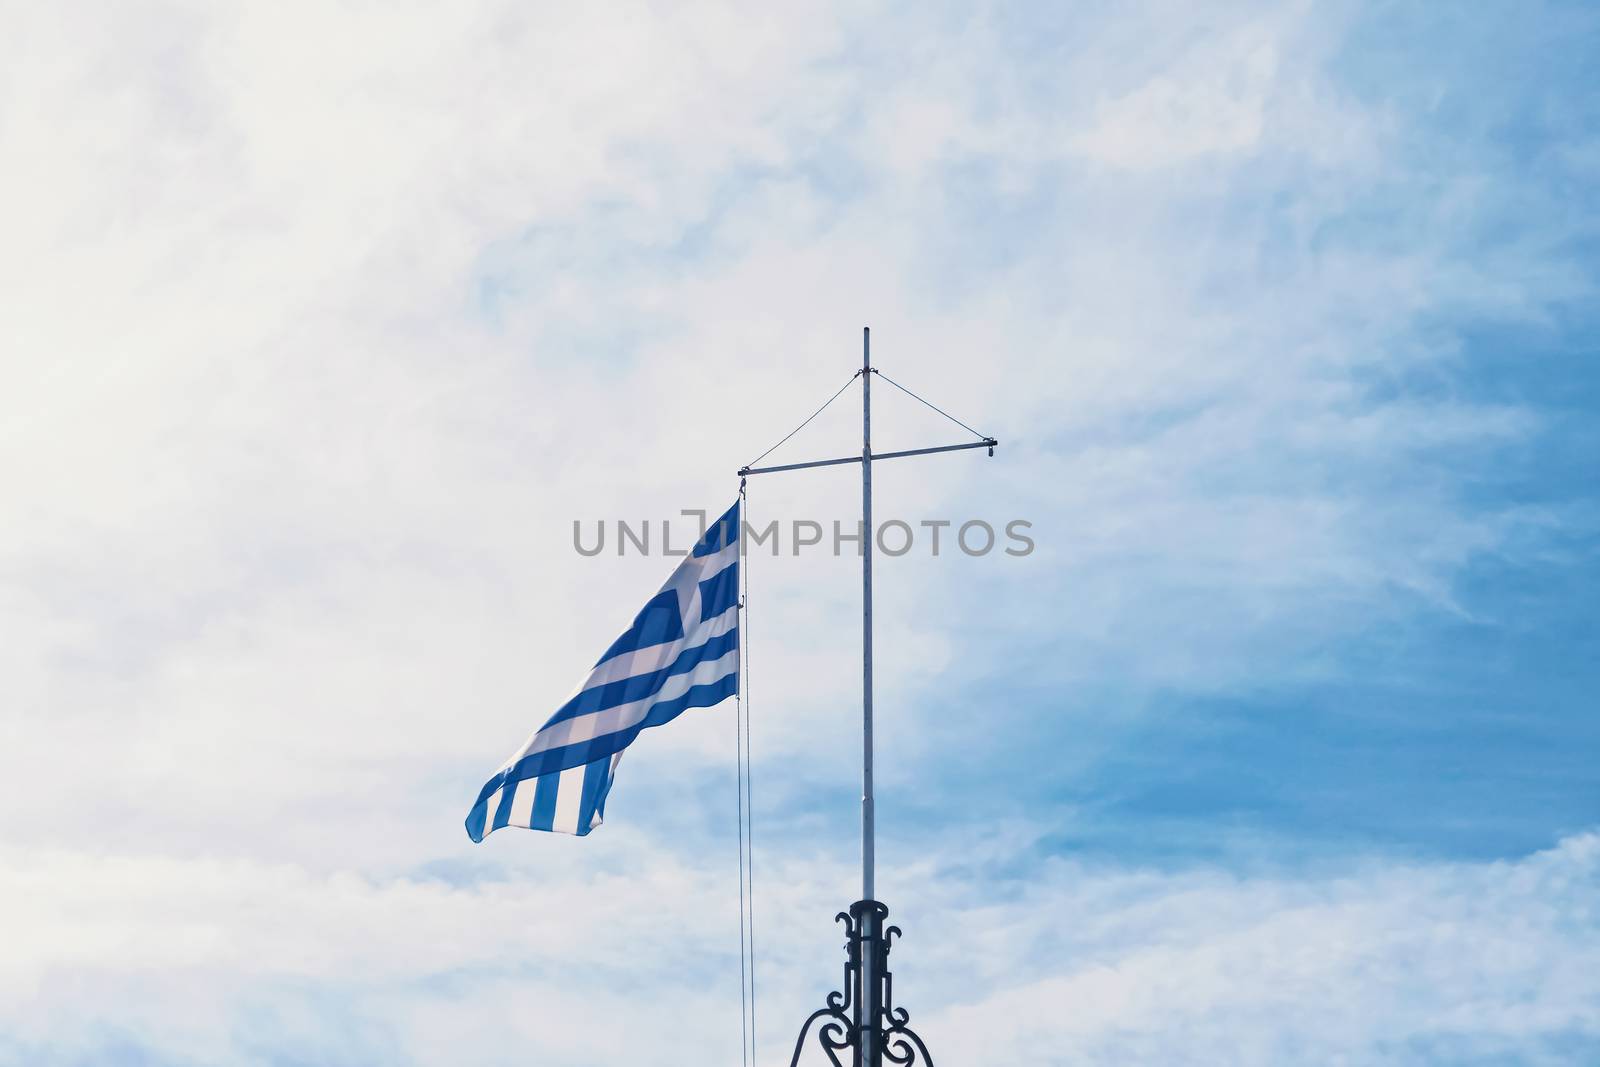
[[744, 370, 862, 470], [870, 368, 990, 441]]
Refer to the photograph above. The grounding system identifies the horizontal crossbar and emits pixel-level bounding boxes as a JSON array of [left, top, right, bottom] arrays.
[[738, 438, 997, 477]]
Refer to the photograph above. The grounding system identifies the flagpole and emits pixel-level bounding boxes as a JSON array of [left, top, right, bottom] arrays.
[[862, 325, 875, 906], [860, 326, 880, 1067]]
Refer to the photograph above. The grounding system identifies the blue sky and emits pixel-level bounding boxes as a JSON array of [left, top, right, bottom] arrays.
[[1, 1, 1597, 1065]]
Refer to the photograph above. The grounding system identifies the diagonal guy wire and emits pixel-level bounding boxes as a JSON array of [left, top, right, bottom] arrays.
[[870, 368, 989, 441], [744, 370, 863, 469]]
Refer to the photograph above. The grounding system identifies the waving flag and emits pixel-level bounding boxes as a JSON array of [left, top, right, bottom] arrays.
[[466, 501, 741, 841]]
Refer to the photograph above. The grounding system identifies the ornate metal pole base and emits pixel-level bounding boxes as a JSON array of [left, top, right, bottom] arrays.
[[788, 900, 935, 1067]]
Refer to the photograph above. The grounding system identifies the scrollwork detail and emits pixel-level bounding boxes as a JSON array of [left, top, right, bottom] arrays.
[[789, 901, 935, 1067]]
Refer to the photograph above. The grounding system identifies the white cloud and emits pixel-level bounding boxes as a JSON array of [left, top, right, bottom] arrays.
[[1, 833, 1594, 1064], [1070, 27, 1279, 169], [928, 833, 1600, 1065]]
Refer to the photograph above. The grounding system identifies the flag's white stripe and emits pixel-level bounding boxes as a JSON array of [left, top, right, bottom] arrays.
[[671, 537, 737, 582], [482, 786, 505, 829], [551, 763, 586, 834], [577, 604, 739, 693], [697, 538, 739, 579], [662, 538, 737, 588], [677, 541, 738, 633], [516, 648, 739, 761], [507, 775, 537, 827]]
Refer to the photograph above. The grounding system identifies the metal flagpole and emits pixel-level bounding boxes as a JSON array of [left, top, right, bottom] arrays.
[[861, 325, 875, 903], [860, 326, 878, 1065], [739, 329, 996, 1067]]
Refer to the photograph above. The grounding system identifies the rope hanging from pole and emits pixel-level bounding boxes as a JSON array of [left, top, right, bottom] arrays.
[[734, 493, 748, 1065], [734, 476, 758, 1067], [742, 476, 758, 1066]]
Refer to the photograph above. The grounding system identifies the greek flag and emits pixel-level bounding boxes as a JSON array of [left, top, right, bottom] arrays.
[[466, 501, 741, 841]]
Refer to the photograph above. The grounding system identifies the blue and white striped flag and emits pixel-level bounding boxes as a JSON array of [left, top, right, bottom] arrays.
[[466, 500, 741, 841]]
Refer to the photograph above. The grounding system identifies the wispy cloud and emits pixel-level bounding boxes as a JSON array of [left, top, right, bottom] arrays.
[[3, 832, 1595, 1064]]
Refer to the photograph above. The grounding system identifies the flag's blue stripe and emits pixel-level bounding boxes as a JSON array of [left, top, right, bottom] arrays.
[[694, 502, 740, 557], [633, 672, 738, 734], [465, 794, 488, 842], [698, 560, 739, 621], [491, 781, 516, 832], [542, 627, 739, 732], [591, 758, 618, 825], [465, 671, 738, 837], [467, 762, 511, 835], [573, 757, 613, 837], [530, 771, 560, 832], [593, 587, 686, 668]]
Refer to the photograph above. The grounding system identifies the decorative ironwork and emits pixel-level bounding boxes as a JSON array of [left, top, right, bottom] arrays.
[[788, 901, 935, 1067]]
